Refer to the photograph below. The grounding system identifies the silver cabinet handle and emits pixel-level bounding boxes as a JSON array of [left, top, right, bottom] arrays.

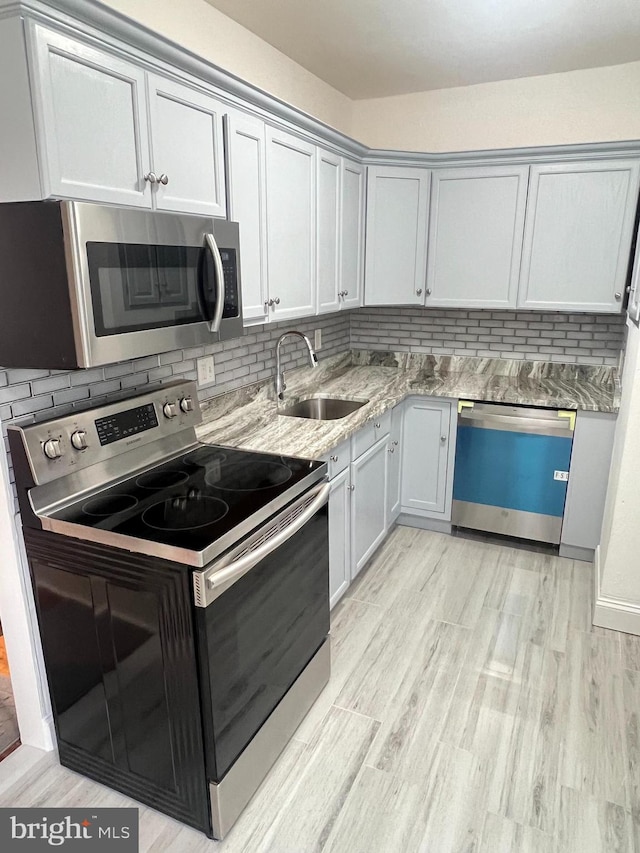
[[375, 422, 381, 429], [273, 297, 281, 305], [416, 288, 423, 296], [204, 233, 225, 333], [330, 455, 338, 462], [144, 172, 158, 184], [348, 484, 355, 491], [204, 482, 330, 593], [392, 440, 399, 446], [158, 173, 169, 185], [615, 292, 622, 301], [344, 290, 349, 296], [440, 435, 447, 443], [426, 288, 432, 296], [388, 447, 395, 454]]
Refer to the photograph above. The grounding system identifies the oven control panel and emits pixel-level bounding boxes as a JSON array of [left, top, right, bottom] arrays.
[[10, 380, 203, 486]]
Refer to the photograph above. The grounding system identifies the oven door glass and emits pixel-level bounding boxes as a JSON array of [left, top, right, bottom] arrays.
[[195, 503, 329, 782], [86, 242, 218, 336]]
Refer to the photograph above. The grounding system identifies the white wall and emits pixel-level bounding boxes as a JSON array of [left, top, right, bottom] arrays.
[[352, 61, 640, 152], [596, 320, 640, 629], [102, 0, 354, 135]]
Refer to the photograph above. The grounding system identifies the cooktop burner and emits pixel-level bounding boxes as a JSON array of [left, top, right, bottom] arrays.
[[205, 460, 292, 491], [142, 494, 229, 531], [49, 444, 324, 556], [82, 494, 139, 516], [136, 470, 189, 490]]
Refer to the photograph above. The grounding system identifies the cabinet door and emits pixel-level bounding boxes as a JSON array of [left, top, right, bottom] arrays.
[[317, 148, 341, 314], [401, 400, 452, 516], [266, 128, 316, 320], [147, 74, 226, 217], [225, 111, 269, 323], [386, 405, 403, 525], [328, 468, 351, 609], [628, 240, 640, 325], [364, 166, 430, 306], [351, 434, 388, 577], [426, 165, 528, 309], [28, 23, 150, 207], [340, 158, 365, 310], [518, 160, 640, 313]]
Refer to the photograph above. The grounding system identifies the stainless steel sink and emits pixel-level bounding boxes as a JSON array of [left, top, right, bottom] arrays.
[[279, 397, 368, 420]]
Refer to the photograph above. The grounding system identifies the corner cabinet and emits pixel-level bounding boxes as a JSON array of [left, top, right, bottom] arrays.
[[400, 398, 457, 522], [518, 160, 640, 313], [364, 166, 431, 306], [425, 165, 529, 309], [265, 128, 316, 321], [26, 23, 227, 216]]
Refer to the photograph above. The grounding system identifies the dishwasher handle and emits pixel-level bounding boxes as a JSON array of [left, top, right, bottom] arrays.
[[193, 481, 330, 607], [458, 402, 575, 434]]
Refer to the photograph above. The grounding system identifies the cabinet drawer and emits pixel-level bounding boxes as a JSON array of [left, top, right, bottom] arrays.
[[321, 438, 351, 477], [352, 410, 391, 458]]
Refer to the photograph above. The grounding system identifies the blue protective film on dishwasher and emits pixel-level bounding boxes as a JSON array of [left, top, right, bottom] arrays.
[[452, 426, 572, 517]]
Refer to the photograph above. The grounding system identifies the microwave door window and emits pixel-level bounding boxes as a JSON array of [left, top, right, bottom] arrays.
[[87, 242, 209, 336]]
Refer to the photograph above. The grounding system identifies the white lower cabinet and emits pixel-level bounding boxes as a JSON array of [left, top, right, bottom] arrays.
[[400, 398, 456, 520], [327, 467, 351, 609], [351, 433, 389, 578], [324, 414, 401, 607]]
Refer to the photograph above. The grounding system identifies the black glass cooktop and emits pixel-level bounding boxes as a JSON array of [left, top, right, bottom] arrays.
[[50, 445, 324, 555]]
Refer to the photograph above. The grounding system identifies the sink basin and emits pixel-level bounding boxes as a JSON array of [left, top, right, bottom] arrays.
[[279, 397, 368, 420]]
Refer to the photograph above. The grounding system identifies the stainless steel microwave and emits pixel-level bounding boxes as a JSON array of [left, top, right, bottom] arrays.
[[0, 200, 243, 369]]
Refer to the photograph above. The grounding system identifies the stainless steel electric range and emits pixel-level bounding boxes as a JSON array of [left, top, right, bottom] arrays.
[[8, 379, 330, 839]]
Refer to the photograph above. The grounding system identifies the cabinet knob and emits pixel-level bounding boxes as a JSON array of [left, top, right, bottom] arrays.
[[426, 288, 432, 296], [615, 292, 622, 301], [348, 484, 355, 491], [274, 297, 281, 305], [392, 440, 399, 446], [388, 447, 395, 454], [158, 173, 169, 185], [416, 288, 423, 296], [344, 290, 349, 296], [440, 435, 447, 443], [375, 422, 381, 429], [144, 172, 158, 184], [330, 455, 338, 462]]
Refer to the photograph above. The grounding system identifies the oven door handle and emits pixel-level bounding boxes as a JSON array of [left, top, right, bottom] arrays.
[[196, 481, 330, 604], [204, 233, 225, 333]]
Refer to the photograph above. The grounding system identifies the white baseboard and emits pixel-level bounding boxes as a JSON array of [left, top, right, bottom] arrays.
[[593, 546, 640, 635]]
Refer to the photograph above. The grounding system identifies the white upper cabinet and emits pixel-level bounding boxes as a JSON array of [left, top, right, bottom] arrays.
[[316, 148, 341, 314], [364, 166, 430, 306], [146, 74, 226, 217], [340, 158, 365, 310], [225, 111, 269, 324], [518, 160, 640, 313], [266, 128, 316, 321], [29, 23, 150, 207], [426, 165, 529, 309], [27, 25, 227, 216]]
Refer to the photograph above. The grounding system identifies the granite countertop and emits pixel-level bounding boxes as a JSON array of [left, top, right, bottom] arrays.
[[196, 351, 620, 460]]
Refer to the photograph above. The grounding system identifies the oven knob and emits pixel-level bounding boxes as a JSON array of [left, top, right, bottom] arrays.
[[163, 401, 178, 419], [180, 397, 194, 413], [43, 438, 62, 460], [70, 430, 88, 451]]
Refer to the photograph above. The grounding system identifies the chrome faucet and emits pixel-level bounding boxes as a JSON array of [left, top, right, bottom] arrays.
[[275, 331, 319, 400]]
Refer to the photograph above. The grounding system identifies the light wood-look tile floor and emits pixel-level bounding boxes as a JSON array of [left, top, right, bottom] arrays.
[[1, 527, 639, 852]]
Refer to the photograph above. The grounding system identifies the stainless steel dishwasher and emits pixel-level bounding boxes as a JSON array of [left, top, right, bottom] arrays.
[[451, 401, 575, 544]]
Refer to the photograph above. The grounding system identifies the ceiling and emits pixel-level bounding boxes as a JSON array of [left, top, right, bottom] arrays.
[[204, 0, 640, 99]]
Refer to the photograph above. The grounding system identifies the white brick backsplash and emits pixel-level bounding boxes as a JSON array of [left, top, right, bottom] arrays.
[[351, 308, 624, 365]]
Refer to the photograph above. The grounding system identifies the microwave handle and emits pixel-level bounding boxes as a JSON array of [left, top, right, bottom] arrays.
[[204, 232, 225, 333]]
